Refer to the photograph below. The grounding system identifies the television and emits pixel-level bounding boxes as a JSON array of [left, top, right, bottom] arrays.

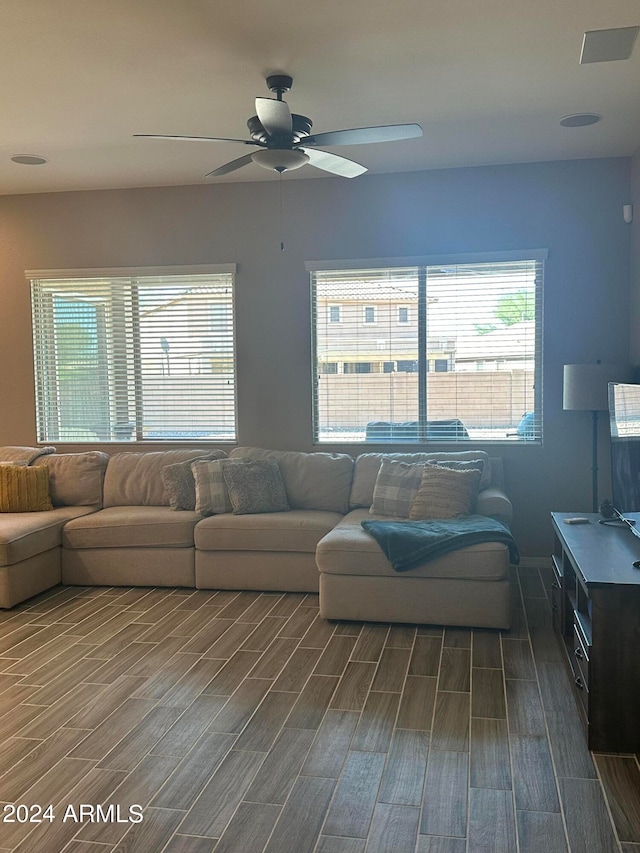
[[608, 382, 640, 512]]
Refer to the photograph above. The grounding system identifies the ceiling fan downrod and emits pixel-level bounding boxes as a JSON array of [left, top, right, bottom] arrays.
[[266, 74, 293, 101]]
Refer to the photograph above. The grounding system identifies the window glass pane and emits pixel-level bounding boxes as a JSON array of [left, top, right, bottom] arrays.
[[311, 259, 542, 443], [30, 270, 236, 442]]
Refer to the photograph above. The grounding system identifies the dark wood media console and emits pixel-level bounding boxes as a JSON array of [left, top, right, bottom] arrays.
[[551, 511, 640, 753]]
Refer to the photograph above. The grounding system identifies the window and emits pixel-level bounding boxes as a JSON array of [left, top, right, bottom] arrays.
[[29, 265, 236, 442], [329, 305, 341, 323], [363, 306, 376, 324], [310, 252, 544, 443], [398, 306, 410, 324]]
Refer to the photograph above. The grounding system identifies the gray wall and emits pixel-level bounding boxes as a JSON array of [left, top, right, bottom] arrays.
[[631, 148, 640, 366], [0, 156, 632, 556]]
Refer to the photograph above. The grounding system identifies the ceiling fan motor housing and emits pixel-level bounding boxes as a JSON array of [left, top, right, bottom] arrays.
[[247, 114, 313, 146]]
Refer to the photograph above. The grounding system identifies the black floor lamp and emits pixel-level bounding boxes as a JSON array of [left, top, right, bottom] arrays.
[[563, 363, 631, 512]]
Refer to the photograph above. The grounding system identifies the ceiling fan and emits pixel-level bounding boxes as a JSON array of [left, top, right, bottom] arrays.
[[135, 74, 423, 179]]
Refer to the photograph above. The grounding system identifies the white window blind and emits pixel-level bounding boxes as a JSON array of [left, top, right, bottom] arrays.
[[310, 256, 543, 443], [29, 267, 236, 443]]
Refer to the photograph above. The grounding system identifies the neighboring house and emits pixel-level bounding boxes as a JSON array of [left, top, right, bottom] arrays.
[[315, 285, 535, 374]]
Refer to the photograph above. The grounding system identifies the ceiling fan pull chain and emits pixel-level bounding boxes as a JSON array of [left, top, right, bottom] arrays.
[[279, 172, 285, 252]]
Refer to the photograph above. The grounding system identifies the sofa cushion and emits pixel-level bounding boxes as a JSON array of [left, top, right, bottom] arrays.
[[34, 451, 109, 508], [103, 449, 226, 507], [195, 509, 343, 553], [0, 464, 53, 512], [229, 447, 354, 513], [0, 445, 56, 464], [316, 509, 509, 581], [0, 507, 97, 566], [349, 451, 491, 509], [62, 506, 201, 549], [409, 464, 482, 520]]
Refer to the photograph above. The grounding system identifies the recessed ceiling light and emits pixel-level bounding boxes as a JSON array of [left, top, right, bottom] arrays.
[[560, 113, 602, 128], [11, 154, 48, 165], [580, 26, 639, 64]]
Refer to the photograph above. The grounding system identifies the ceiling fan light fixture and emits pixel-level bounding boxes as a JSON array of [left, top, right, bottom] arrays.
[[251, 148, 309, 173]]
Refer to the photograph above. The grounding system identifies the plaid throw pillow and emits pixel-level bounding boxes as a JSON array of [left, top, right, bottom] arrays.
[[161, 453, 225, 511], [192, 459, 247, 516], [369, 459, 425, 518]]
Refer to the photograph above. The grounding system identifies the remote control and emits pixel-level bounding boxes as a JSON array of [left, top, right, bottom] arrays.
[[564, 517, 590, 524]]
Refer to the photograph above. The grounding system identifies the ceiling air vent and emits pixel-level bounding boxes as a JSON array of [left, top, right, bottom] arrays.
[[580, 26, 639, 63]]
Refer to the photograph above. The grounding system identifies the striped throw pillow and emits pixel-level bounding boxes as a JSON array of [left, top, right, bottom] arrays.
[[409, 463, 482, 520], [0, 464, 53, 512]]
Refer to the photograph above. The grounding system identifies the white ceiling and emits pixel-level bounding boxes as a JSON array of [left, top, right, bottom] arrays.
[[1, 0, 639, 195]]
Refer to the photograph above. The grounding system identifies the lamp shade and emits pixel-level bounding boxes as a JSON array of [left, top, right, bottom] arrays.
[[563, 363, 632, 411]]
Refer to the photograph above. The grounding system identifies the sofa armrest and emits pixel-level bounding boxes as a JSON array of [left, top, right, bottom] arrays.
[[476, 486, 512, 526]]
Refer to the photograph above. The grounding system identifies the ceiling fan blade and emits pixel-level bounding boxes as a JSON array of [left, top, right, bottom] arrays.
[[255, 98, 292, 137], [134, 134, 259, 146], [302, 148, 367, 178], [304, 123, 423, 148], [205, 153, 255, 178]]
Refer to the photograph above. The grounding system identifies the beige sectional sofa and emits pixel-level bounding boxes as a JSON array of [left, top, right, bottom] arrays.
[[0, 445, 514, 629]]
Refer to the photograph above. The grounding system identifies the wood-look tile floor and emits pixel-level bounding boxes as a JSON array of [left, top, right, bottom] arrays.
[[0, 567, 639, 852]]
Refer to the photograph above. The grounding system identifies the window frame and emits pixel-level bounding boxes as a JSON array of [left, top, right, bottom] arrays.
[[27, 263, 237, 445], [397, 305, 410, 324], [308, 250, 546, 446], [363, 305, 377, 325]]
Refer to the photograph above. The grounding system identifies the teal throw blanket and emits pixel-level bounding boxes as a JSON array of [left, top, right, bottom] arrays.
[[361, 515, 519, 573]]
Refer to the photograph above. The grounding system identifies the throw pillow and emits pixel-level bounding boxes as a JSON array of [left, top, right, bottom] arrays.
[[192, 459, 247, 516], [369, 458, 425, 518], [0, 464, 53, 512], [222, 458, 290, 515], [162, 454, 224, 511], [409, 463, 482, 520]]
